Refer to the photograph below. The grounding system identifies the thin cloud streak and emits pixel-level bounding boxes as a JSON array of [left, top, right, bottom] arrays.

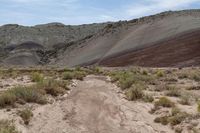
[[126, 0, 200, 18], [0, 0, 199, 25]]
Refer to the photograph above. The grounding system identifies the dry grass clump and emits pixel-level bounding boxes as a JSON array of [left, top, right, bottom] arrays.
[[186, 85, 200, 90], [0, 92, 16, 108], [0, 120, 19, 133], [0, 75, 70, 108], [154, 84, 168, 92], [154, 107, 189, 126], [109, 69, 156, 101], [197, 102, 200, 113], [109, 70, 154, 90], [165, 86, 181, 97], [155, 97, 175, 108], [125, 84, 154, 102], [178, 70, 200, 81], [31, 72, 44, 82], [89, 66, 104, 74], [36, 78, 69, 96], [143, 94, 154, 103], [9, 86, 47, 105], [0, 86, 47, 108], [125, 84, 144, 101], [156, 69, 165, 77], [63, 70, 87, 80], [168, 111, 189, 126], [18, 108, 33, 125], [178, 94, 191, 105], [154, 116, 169, 125]]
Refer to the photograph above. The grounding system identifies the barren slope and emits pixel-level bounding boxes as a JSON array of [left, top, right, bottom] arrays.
[[56, 10, 200, 67], [0, 75, 172, 133], [0, 23, 108, 66]]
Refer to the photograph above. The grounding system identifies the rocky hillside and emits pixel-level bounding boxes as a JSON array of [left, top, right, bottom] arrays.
[[0, 23, 108, 66], [0, 23, 108, 48], [55, 9, 200, 67], [0, 9, 200, 67]]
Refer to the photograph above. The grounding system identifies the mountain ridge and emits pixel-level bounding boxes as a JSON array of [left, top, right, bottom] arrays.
[[0, 9, 200, 67]]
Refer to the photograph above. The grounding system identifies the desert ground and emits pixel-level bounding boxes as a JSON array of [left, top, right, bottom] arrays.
[[0, 67, 199, 133]]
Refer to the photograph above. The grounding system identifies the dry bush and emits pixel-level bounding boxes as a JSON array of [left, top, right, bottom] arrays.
[[37, 78, 69, 96], [109, 70, 154, 90], [155, 97, 175, 108], [156, 70, 165, 77], [154, 116, 169, 125], [125, 84, 144, 101], [18, 108, 33, 125], [178, 94, 191, 105], [0, 92, 16, 108], [154, 107, 189, 126], [142, 94, 154, 103], [197, 101, 200, 113], [0, 120, 19, 133], [63, 70, 87, 80], [0, 86, 47, 108], [31, 72, 44, 82], [168, 112, 189, 126], [165, 86, 181, 97], [10, 86, 47, 104]]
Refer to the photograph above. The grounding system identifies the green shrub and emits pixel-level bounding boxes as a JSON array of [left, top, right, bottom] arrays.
[[192, 74, 200, 82], [178, 71, 200, 81], [31, 72, 44, 82], [142, 70, 148, 75], [91, 66, 103, 74], [63, 71, 74, 80], [0, 77, 70, 108], [63, 71, 87, 80], [74, 71, 87, 80], [0, 86, 47, 108], [119, 77, 134, 90], [18, 108, 33, 125], [178, 72, 188, 79], [37, 78, 67, 96], [156, 70, 165, 77], [109, 71, 124, 82], [0, 92, 16, 108], [125, 84, 144, 101], [168, 112, 189, 126], [154, 116, 169, 125], [155, 97, 175, 108], [171, 107, 181, 116], [197, 102, 200, 112], [154, 107, 189, 126], [9, 86, 47, 104], [179, 95, 190, 105], [143, 94, 154, 103], [109, 70, 154, 90], [171, 108, 189, 126], [165, 86, 181, 97], [0, 120, 19, 133]]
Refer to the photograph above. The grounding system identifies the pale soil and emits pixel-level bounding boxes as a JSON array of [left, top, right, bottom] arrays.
[[0, 75, 173, 133], [0, 76, 32, 92], [1, 73, 200, 133]]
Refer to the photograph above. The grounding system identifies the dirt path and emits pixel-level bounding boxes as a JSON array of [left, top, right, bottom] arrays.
[[22, 75, 173, 133]]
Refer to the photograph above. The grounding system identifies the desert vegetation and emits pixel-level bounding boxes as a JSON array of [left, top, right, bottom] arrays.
[[0, 120, 19, 133], [0, 67, 199, 133], [18, 108, 33, 125]]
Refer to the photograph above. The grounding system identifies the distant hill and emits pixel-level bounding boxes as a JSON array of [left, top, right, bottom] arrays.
[[0, 22, 108, 65], [0, 9, 200, 67]]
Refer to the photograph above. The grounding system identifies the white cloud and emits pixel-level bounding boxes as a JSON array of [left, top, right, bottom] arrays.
[[0, 0, 199, 25], [126, 0, 200, 18]]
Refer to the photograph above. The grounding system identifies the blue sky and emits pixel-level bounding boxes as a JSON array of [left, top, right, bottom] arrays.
[[0, 0, 200, 26]]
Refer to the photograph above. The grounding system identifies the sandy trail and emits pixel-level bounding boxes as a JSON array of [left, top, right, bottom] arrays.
[[22, 75, 173, 133]]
